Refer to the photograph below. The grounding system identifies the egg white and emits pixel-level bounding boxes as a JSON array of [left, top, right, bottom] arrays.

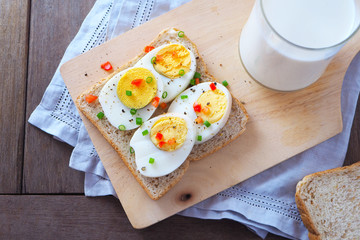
[[130, 113, 196, 178], [134, 43, 197, 103], [168, 82, 232, 144], [99, 67, 164, 130]]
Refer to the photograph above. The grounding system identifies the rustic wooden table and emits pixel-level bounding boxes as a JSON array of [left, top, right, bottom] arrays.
[[1, 0, 359, 239]]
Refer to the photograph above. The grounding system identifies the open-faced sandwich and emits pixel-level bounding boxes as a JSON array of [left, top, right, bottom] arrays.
[[76, 27, 249, 200]]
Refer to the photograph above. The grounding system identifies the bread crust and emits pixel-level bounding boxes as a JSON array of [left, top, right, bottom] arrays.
[[295, 180, 321, 239], [76, 27, 248, 200], [295, 162, 360, 240]]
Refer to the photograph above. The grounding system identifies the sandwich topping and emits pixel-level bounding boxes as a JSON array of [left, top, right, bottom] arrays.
[[130, 113, 196, 178], [195, 89, 227, 124], [153, 44, 191, 79], [116, 67, 157, 109], [150, 116, 188, 151], [96, 30, 238, 179]]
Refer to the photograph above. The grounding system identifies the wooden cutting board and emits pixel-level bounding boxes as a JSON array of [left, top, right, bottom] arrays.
[[60, 0, 360, 229]]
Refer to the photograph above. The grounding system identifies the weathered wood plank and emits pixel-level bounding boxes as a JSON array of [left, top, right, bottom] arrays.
[[0, 195, 287, 239], [0, 0, 29, 193], [23, 0, 96, 193], [344, 98, 360, 166]]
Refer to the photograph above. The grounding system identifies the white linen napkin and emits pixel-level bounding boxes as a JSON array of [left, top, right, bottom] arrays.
[[28, 1, 360, 239]]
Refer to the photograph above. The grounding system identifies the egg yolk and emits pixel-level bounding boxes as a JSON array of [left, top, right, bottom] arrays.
[[196, 89, 227, 124], [150, 116, 187, 152], [117, 67, 157, 109], [153, 44, 191, 79]]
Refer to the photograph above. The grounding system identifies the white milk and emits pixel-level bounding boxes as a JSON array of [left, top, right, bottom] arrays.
[[239, 0, 357, 91]]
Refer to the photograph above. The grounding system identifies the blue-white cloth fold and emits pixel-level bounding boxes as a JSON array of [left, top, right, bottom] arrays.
[[28, 1, 360, 239]]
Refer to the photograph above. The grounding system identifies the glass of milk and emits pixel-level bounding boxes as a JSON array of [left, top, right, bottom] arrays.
[[239, 0, 360, 91]]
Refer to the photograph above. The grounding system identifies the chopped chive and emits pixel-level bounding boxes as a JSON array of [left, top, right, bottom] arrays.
[[130, 108, 137, 115], [204, 120, 211, 127], [119, 125, 126, 130], [190, 79, 196, 85], [97, 112, 104, 119], [181, 95, 188, 99], [126, 90, 132, 96], [179, 69, 185, 76], [162, 91, 168, 99], [142, 129, 149, 136], [130, 147, 134, 154], [151, 56, 156, 64], [149, 158, 155, 164], [178, 31, 185, 37], [222, 80, 229, 87], [194, 72, 201, 79], [197, 135, 202, 141], [136, 117, 142, 125], [146, 76, 153, 83]]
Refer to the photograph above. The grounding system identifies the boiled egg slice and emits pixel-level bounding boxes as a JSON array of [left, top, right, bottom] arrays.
[[99, 67, 163, 130], [130, 113, 196, 177], [134, 43, 196, 102], [168, 82, 232, 144]]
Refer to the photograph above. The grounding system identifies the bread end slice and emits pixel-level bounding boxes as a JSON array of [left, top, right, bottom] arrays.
[[295, 162, 360, 240]]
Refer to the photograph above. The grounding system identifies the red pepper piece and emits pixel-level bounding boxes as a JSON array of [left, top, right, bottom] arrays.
[[167, 138, 176, 145], [160, 102, 167, 109], [202, 106, 210, 114], [193, 102, 201, 112], [152, 97, 160, 108], [101, 61, 113, 71], [195, 116, 203, 124], [131, 79, 143, 87], [158, 141, 166, 148], [156, 132, 163, 141], [144, 46, 155, 53], [85, 95, 98, 103], [210, 82, 216, 91], [195, 78, 200, 85], [156, 55, 163, 61]]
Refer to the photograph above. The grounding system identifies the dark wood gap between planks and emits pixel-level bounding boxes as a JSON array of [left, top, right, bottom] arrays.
[[20, 0, 32, 195]]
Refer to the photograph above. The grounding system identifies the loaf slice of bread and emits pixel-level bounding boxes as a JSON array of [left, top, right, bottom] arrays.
[[295, 162, 360, 240], [76, 27, 249, 200]]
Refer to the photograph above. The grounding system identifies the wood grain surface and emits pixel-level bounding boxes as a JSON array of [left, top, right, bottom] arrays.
[[0, 0, 29, 193], [61, 0, 360, 228], [0, 0, 358, 239], [23, 0, 95, 194], [0, 195, 286, 240]]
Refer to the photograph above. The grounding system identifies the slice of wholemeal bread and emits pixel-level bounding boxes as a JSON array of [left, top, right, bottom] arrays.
[[76, 27, 249, 200], [295, 162, 360, 240]]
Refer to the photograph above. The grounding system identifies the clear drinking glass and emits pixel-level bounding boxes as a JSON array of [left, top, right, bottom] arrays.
[[239, 0, 360, 91]]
